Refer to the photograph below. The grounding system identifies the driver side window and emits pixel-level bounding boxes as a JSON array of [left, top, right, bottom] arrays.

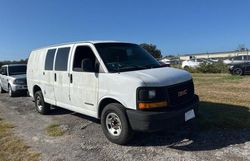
[[73, 46, 99, 72]]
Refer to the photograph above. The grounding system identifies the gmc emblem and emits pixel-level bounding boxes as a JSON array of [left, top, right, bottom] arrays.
[[178, 89, 188, 97]]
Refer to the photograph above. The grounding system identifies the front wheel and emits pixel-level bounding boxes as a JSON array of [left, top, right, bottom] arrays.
[[184, 66, 190, 70], [34, 91, 50, 114], [233, 68, 243, 75], [101, 103, 134, 145]]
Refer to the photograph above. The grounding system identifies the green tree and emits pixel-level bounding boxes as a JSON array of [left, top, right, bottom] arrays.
[[140, 43, 162, 58]]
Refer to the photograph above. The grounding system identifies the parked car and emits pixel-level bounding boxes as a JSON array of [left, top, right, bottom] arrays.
[[0, 64, 27, 96], [181, 58, 212, 69], [229, 62, 250, 75], [159, 58, 171, 67], [27, 41, 199, 145], [223, 55, 250, 65], [159, 61, 170, 67], [207, 58, 219, 62]]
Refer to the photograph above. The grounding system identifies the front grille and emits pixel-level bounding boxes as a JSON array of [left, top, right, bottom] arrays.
[[16, 78, 27, 85], [167, 80, 194, 107]]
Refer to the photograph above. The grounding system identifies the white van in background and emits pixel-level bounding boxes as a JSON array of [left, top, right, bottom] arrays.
[[27, 41, 199, 144]]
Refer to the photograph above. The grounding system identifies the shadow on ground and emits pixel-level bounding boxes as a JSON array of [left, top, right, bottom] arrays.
[[48, 106, 73, 115], [128, 101, 250, 151], [49, 106, 100, 123]]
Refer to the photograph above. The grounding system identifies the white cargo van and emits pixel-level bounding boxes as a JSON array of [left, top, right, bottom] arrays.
[[27, 41, 199, 144]]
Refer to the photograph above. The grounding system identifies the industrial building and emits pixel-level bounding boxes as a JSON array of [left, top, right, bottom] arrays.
[[179, 50, 249, 60]]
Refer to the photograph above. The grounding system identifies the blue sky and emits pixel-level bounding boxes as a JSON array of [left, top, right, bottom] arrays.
[[0, 0, 250, 60]]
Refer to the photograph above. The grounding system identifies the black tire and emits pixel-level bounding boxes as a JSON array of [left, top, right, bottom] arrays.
[[8, 85, 15, 97], [34, 91, 50, 114], [184, 66, 189, 70], [233, 68, 243, 76], [101, 103, 134, 145]]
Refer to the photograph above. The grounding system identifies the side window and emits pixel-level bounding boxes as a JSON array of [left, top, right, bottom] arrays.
[[73, 46, 98, 72], [55, 47, 70, 71], [45, 49, 56, 70], [234, 56, 242, 61], [1, 67, 7, 75], [196, 59, 203, 63], [243, 55, 250, 60]]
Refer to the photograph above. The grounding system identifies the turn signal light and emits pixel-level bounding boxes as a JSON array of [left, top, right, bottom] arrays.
[[138, 101, 168, 110]]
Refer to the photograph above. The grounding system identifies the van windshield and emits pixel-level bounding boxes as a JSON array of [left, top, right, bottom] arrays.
[[8, 65, 27, 75], [95, 43, 161, 72]]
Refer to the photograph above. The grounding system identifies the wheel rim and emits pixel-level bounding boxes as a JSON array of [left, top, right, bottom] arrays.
[[106, 113, 122, 136], [36, 96, 43, 111], [233, 68, 242, 75]]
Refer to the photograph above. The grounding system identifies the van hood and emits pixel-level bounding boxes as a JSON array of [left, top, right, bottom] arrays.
[[120, 67, 192, 86]]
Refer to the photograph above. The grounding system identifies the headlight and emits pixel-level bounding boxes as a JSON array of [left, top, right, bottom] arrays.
[[148, 90, 156, 99], [138, 89, 157, 100], [229, 65, 234, 69], [137, 87, 167, 110], [13, 79, 25, 84]]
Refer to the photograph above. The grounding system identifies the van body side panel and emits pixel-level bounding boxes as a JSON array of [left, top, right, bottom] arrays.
[[27, 52, 34, 97], [98, 73, 144, 113], [27, 49, 47, 98]]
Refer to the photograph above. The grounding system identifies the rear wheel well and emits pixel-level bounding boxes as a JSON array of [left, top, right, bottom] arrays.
[[33, 85, 41, 97], [98, 98, 121, 118]]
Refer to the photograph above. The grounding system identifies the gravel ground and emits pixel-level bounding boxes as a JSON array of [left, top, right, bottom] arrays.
[[0, 93, 249, 161]]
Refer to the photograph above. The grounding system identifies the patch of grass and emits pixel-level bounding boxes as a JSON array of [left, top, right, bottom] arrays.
[[193, 73, 250, 107], [0, 117, 40, 161], [45, 124, 65, 137], [192, 73, 250, 130], [222, 75, 243, 81]]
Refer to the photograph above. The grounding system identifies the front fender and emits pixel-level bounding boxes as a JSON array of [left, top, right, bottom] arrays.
[[98, 95, 128, 109]]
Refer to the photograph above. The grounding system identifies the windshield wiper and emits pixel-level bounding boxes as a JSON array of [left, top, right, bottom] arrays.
[[143, 64, 161, 69], [118, 66, 145, 71]]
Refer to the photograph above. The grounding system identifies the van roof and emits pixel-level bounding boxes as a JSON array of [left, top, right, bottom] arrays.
[[33, 40, 132, 51]]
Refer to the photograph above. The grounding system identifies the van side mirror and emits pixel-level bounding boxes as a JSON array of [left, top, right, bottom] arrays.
[[81, 59, 94, 72]]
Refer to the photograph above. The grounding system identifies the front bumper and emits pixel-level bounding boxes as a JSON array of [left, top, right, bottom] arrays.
[[11, 84, 28, 92], [126, 95, 199, 132]]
